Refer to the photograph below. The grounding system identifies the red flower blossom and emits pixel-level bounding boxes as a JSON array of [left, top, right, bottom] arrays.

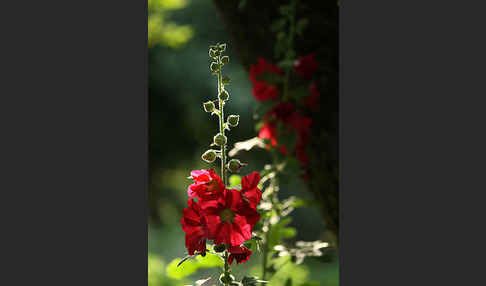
[[305, 82, 320, 111], [258, 122, 277, 147], [258, 122, 288, 155], [187, 169, 225, 201], [294, 53, 318, 80], [288, 112, 312, 144], [181, 198, 209, 255], [250, 57, 282, 102], [266, 101, 295, 124], [201, 188, 260, 246], [228, 245, 252, 264], [249, 57, 282, 82], [252, 81, 279, 101], [241, 171, 262, 209]]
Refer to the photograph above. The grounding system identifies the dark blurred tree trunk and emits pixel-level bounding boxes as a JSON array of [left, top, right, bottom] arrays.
[[213, 0, 338, 245]]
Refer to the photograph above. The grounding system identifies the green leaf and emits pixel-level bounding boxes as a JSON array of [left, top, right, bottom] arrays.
[[267, 257, 310, 286], [268, 217, 296, 249], [177, 255, 193, 267], [166, 257, 199, 279], [281, 227, 297, 238], [229, 174, 242, 187], [195, 252, 224, 268]]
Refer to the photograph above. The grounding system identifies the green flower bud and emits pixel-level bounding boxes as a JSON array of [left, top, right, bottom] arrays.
[[222, 75, 231, 85], [213, 244, 226, 252], [214, 133, 227, 146], [209, 49, 217, 58], [227, 115, 239, 127], [227, 159, 245, 173], [203, 101, 215, 113], [201, 150, 217, 163], [210, 62, 219, 73], [221, 56, 229, 64], [219, 90, 229, 101], [219, 274, 234, 284], [219, 43, 227, 52]]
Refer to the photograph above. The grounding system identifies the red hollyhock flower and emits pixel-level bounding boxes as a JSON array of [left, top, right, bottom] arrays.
[[187, 169, 225, 201], [250, 57, 282, 102], [228, 245, 252, 264], [266, 101, 295, 124], [305, 82, 320, 111], [181, 198, 208, 255], [201, 188, 260, 247], [258, 122, 288, 155], [241, 171, 262, 209], [252, 80, 279, 101], [258, 122, 277, 147], [288, 112, 312, 144], [294, 53, 318, 80], [249, 57, 282, 82]]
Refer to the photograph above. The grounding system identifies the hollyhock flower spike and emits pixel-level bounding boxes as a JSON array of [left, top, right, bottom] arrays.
[[181, 198, 209, 255], [187, 169, 225, 201], [228, 245, 252, 264], [294, 53, 318, 79], [241, 171, 262, 209], [201, 188, 260, 247]]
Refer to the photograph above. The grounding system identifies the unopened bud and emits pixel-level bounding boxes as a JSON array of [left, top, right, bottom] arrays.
[[219, 274, 234, 284], [227, 115, 239, 127], [210, 62, 220, 73], [214, 133, 227, 146], [213, 244, 226, 252], [203, 101, 215, 113], [219, 43, 227, 52], [219, 90, 229, 101], [202, 150, 217, 163], [209, 49, 217, 58], [221, 56, 229, 64], [227, 159, 245, 173]]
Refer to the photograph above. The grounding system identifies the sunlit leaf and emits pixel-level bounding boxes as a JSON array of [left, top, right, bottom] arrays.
[[167, 257, 199, 279], [195, 252, 224, 268]]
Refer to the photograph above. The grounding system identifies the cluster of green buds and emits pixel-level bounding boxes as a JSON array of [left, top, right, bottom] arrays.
[[200, 43, 247, 177]]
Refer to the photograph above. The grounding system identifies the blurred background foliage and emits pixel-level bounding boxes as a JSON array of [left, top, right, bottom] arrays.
[[149, 1, 338, 285]]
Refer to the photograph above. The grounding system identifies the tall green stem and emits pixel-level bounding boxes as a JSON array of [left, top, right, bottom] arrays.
[[217, 55, 227, 186], [223, 250, 230, 286], [216, 54, 230, 285]]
